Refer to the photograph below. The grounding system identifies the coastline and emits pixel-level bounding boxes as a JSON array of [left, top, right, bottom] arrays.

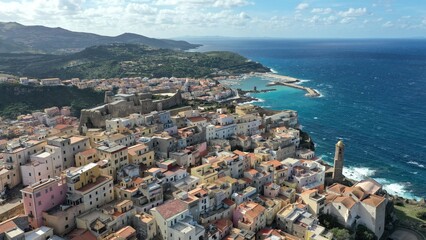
[[217, 71, 321, 98], [258, 72, 321, 97]]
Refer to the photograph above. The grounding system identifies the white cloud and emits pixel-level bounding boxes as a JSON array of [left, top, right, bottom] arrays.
[[154, 0, 251, 8], [382, 21, 393, 27], [295, 3, 309, 11], [213, 0, 252, 8], [338, 8, 367, 18], [311, 8, 332, 15], [340, 17, 355, 24]]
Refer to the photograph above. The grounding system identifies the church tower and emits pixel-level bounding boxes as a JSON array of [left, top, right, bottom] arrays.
[[332, 140, 345, 182]]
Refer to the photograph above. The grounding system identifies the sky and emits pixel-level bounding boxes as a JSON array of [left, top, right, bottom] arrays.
[[0, 0, 425, 38]]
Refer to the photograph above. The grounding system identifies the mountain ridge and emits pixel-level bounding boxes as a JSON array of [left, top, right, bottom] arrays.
[[0, 22, 201, 54]]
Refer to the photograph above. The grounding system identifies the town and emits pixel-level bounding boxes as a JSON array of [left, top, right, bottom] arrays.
[[0, 75, 394, 240]]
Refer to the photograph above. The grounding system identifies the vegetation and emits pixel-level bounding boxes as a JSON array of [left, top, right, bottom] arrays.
[[0, 44, 270, 79], [319, 214, 343, 229], [330, 228, 352, 240], [392, 201, 426, 236], [0, 83, 104, 119], [416, 211, 426, 221], [0, 22, 200, 54], [355, 224, 376, 240]]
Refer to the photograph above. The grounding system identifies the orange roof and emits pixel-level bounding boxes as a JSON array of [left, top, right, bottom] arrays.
[[115, 226, 136, 239], [300, 189, 318, 196], [78, 148, 97, 157], [245, 169, 258, 175], [327, 183, 350, 194], [265, 160, 282, 168], [132, 177, 144, 185], [55, 124, 73, 130], [155, 199, 187, 219], [70, 230, 97, 240], [0, 217, 20, 233], [362, 195, 385, 207], [334, 196, 356, 209], [233, 150, 247, 156], [214, 219, 232, 232], [223, 198, 235, 206], [128, 143, 148, 155], [187, 116, 207, 122]]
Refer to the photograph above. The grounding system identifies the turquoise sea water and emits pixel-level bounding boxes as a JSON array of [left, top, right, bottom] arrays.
[[192, 39, 426, 199]]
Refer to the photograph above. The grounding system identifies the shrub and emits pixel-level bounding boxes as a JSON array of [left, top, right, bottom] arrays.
[[416, 211, 426, 220], [355, 224, 376, 240]]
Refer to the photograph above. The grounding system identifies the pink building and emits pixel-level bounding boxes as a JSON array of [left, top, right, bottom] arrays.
[[21, 177, 67, 229]]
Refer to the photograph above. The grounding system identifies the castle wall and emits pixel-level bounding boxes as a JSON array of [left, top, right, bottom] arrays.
[[79, 91, 182, 132]]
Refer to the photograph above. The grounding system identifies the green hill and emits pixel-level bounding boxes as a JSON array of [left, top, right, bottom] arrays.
[[0, 22, 200, 53], [0, 83, 104, 119], [0, 44, 270, 79]]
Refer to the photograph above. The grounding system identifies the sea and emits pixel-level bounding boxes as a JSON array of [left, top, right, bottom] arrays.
[[190, 38, 426, 200]]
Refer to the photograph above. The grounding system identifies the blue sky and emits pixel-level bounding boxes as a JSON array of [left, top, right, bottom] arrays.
[[0, 0, 425, 38]]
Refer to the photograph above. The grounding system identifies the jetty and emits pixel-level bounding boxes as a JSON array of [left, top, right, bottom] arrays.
[[260, 73, 320, 97]]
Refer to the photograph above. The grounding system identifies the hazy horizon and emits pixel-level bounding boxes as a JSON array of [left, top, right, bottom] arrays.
[[1, 0, 425, 39]]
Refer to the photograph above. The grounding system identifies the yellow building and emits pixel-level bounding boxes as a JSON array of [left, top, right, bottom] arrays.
[[127, 144, 154, 167], [97, 143, 128, 180], [75, 148, 99, 167], [65, 162, 114, 211], [190, 163, 218, 184]]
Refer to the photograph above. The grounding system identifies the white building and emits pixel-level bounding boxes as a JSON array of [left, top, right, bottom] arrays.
[[150, 199, 205, 240]]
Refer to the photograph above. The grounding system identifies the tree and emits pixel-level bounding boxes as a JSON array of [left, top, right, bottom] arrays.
[[355, 224, 376, 240], [416, 211, 426, 221], [331, 228, 352, 240]]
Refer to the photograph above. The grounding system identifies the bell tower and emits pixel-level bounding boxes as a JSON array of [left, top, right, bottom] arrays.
[[332, 140, 345, 182]]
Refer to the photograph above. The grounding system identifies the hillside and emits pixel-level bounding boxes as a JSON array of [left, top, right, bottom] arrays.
[[0, 44, 270, 79], [0, 83, 104, 119], [0, 22, 200, 53]]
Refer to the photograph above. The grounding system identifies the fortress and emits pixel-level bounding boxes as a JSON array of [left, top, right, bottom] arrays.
[[79, 90, 183, 131]]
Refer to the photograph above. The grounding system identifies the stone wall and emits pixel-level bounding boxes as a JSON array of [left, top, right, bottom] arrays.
[[79, 90, 182, 131]]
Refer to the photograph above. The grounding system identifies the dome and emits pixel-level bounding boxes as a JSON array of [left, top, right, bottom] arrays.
[[336, 140, 344, 147]]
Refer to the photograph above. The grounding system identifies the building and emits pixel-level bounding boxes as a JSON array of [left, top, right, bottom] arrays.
[[40, 78, 61, 86], [21, 177, 67, 229], [191, 163, 218, 184], [300, 189, 326, 216], [332, 140, 344, 182], [325, 183, 387, 238], [75, 148, 98, 167], [276, 204, 331, 240], [46, 136, 91, 169], [96, 142, 128, 180], [150, 199, 205, 240], [127, 143, 154, 167], [233, 201, 266, 233], [65, 163, 114, 212], [132, 213, 157, 240]]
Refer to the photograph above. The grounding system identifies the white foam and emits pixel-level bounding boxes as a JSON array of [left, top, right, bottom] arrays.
[[238, 98, 265, 105], [270, 68, 278, 74], [374, 178, 419, 200], [407, 161, 425, 168], [296, 79, 311, 85], [343, 166, 376, 181]]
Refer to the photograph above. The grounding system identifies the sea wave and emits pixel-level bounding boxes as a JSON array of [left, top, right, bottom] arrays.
[[407, 161, 425, 168], [375, 178, 419, 200], [270, 68, 278, 73], [296, 79, 311, 84], [238, 98, 265, 105], [343, 166, 376, 181], [344, 167, 420, 200]]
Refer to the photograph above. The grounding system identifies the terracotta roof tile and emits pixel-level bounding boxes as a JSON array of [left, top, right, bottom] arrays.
[[154, 199, 187, 219]]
